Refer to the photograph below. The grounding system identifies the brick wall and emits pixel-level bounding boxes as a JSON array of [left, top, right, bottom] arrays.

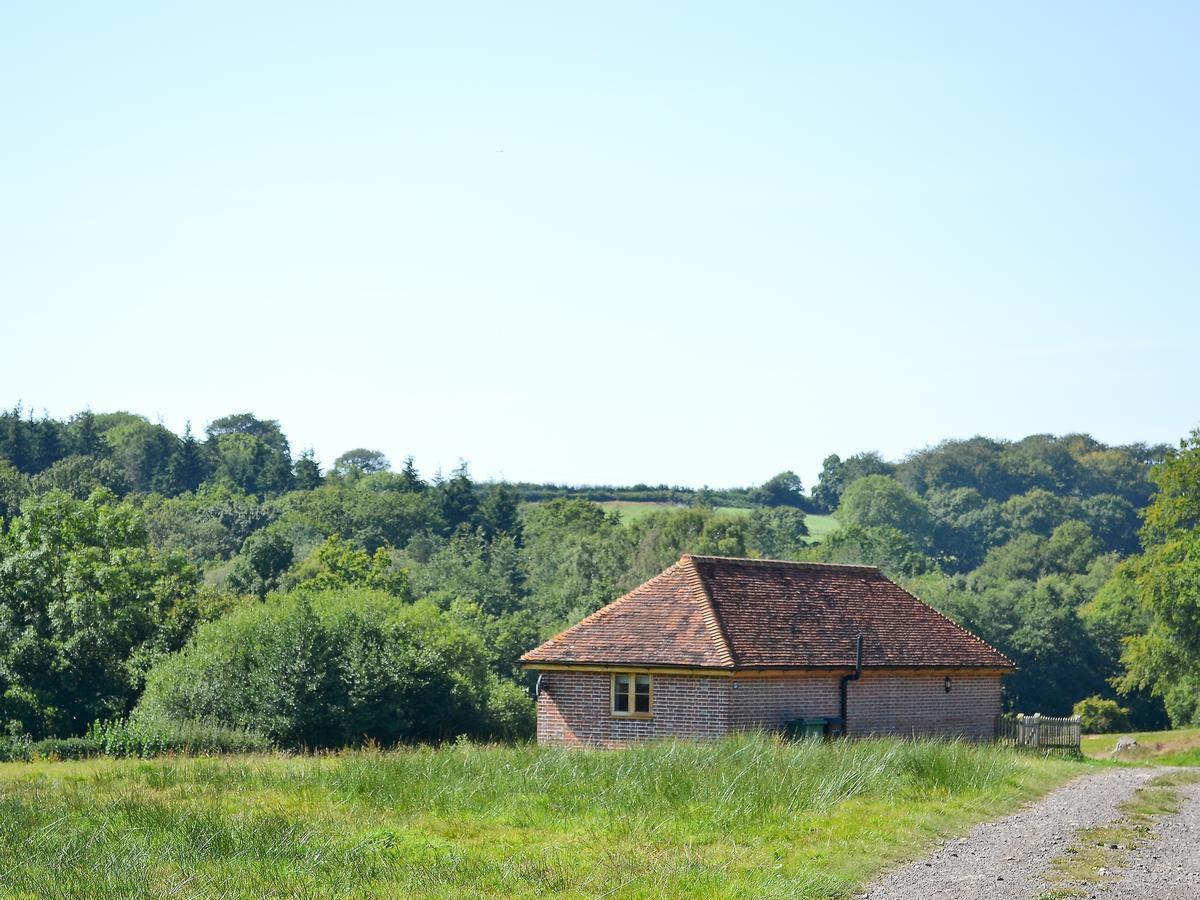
[[536, 671, 732, 748], [535, 669, 1003, 746], [728, 675, 842, 730], [845, 671, 1001, 739]]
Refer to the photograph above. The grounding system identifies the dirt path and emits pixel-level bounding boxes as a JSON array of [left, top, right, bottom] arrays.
[[1090, 778, 1200, 899], [862, 767, 1162, 900]]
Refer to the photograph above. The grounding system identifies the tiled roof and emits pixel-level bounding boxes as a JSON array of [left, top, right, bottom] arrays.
[[521, 555, 1013, 670]]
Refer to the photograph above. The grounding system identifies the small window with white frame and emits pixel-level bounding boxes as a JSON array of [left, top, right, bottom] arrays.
[[611, 673, 652, 717]]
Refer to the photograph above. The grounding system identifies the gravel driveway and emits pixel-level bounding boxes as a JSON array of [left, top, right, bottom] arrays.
[[1090, 778, 1200, 900], [862, 767, 1162, 900]]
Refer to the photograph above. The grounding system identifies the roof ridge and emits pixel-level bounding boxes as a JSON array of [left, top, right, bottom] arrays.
[[686, 554, 881, 574], [889, 581, 1015, 668], [679, 554, 736, 668]]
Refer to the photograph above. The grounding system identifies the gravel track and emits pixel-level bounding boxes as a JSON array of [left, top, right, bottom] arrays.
[[1090, 777, 1200, 900], [862, 767, 1162, 900]]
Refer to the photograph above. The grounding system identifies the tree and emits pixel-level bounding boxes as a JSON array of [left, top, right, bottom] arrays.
[[755, 471, 805, 508], [29, 454, 130, 498], [69, 410, 106, 458], [165, 423, 208, 495], [1116, 429, 1200, 726], [810, 452, 895, 513], [332, 448, 390, 478], [398, 456, 426, 493], [205, 414, 293, 496], [0, 489, 200, 736], [229, 529, 296, 599], [434, 462, 478, 533], [293, 449, 323, 490], [477, 483, 522, 543], [837, 475, 932, 545], [746, 507, 809, 558], [102, 416, 180, 494]]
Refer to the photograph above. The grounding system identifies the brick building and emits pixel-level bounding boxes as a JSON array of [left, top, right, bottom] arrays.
[[520, 555, 1013, 748]]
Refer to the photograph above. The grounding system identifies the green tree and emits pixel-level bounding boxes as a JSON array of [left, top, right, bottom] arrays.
[[745, 507, 809, 558], [332, 448, 390, 478], [229, 529, 296, 599], [293, 449, 323, 490], [165, 423, 208, 495], [837, 475, 933, 545], [810, 452, 894, 513], [1116, 429, 1200, 726], [0, 489, 200, 737], [755, 471, 805, 508]]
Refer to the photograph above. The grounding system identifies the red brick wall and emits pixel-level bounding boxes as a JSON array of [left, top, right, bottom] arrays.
[[729, 675, 842, 730], [845, 671, 1001, 739], [535, 669, 1003, 747], [536, 671, 731, 748]]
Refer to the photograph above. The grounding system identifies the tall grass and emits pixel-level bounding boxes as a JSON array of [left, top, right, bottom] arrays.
[[0, 734, 1084, 898]]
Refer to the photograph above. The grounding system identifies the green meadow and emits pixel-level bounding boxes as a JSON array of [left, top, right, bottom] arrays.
[[0, 735, 1085, 899], [598, 501, 841, 545]]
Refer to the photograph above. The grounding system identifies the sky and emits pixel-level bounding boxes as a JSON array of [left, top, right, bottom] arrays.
[[2, 2, 1198, 489]]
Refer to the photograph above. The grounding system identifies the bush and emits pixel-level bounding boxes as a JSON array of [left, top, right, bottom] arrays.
[[86, 716, 271, 758], [30, 736, 103, 760], [1073, 695, 1132, 733], [136, 589, 518, 748]]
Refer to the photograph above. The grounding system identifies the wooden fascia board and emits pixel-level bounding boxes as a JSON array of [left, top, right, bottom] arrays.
[[521, 663, 1014, 677]]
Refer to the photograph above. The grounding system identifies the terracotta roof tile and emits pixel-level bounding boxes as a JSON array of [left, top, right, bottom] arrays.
[[521, 555, 1013, 671]]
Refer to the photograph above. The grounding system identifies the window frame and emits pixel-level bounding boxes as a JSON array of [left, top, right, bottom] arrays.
[[610, 672, 653, 719]]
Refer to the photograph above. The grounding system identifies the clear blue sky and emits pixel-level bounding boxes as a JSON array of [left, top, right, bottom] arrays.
[[3, 2, 1197, 488]]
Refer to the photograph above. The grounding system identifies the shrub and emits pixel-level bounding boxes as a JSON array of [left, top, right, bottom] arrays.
[[86, 716, 271, 758], [484, 676, 535, 740], [135, 589, 516, 748], [1073, 695, 1132, 733], [30, 736, 103, 760]]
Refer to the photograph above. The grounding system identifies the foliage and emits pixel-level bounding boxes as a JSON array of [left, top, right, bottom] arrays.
[[0, 489, 203, 737], [332, 448, 390, 478], [87, 714, 271, 757], [135, 590, 515, 747], [754, 470, 805, 508], [1072, 695, 1131, 734], [1114, 429, 1200, 726], [0, 406, 1179, 739]]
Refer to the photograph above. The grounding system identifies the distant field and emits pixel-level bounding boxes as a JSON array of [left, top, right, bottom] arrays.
[[1082, 726, 1200, 764], [0, 736, 1085, 898], [804, 513, 840, 544], [597, 500, 752, 523], [597, 501, 841, 544]]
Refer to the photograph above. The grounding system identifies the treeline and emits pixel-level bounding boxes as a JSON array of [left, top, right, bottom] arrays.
[[0, 406, 810, 748], [802, 434, 1171, 726], [0, 405, 1194, 745]]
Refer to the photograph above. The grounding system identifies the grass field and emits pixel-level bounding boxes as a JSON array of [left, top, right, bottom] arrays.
[[804, 513, 841, 544], [597, 501, 753, 523], [598, 502, 842, 545], [1082, 726, 1200, 765], [0, 736, 1086, 898]]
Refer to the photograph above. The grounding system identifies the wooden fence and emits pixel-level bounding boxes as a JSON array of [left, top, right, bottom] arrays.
[[996, 713, 1082, 751]]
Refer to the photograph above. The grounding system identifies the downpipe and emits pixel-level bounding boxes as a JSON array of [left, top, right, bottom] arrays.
[[838, 634, 864, 736]]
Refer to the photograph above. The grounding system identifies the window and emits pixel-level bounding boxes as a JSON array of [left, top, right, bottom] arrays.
[[611, 673, 652, 717]]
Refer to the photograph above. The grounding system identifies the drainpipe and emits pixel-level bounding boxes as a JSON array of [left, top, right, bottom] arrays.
[[838, 635, 864, 736]]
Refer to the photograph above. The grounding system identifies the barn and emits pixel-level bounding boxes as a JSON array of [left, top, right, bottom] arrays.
[[520, 554, 1014, 748]]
